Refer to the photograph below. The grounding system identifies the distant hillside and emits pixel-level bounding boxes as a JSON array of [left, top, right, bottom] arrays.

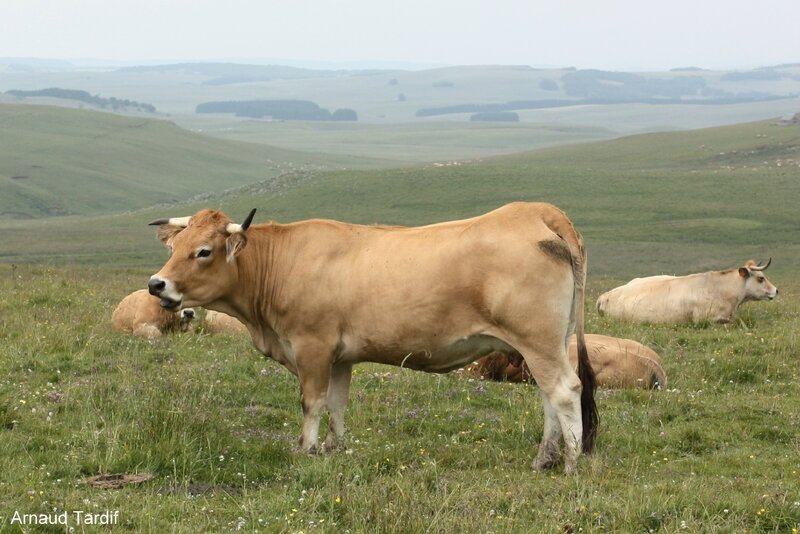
[[1, 118, 797, 275], [116, 62, 366, 84], [6, 88, 156, 112], [0, 104, 376, 219]]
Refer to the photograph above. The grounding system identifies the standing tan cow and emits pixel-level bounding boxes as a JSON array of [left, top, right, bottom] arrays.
[[146, 203, 598, 474], [204, 309, 248, 335], [111, 289, 195, 338], [596, 260, 777, 324], [463, 334, 667, 389]]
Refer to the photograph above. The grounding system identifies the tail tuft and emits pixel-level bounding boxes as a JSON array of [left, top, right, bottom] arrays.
[[577, 334, 599, 453]]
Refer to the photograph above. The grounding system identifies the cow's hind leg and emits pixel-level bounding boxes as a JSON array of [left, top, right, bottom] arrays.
[[323, 362, 352, 452], [534, 393, 562, 470], [520, 347, 584, 475]]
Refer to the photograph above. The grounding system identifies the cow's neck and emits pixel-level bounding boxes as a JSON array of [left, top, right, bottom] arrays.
[[224, 224, 294, 353]]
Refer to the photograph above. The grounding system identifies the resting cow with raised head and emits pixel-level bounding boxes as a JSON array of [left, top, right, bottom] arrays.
[[463, 334, 667, 390], [146, 202, 598, 474], [596, 259, 777, 324], [112, 289, 195, 338]]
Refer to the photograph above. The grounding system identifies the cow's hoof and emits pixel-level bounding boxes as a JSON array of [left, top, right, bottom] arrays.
[[532, 454, 561, 471], [322, 437, 345, 453]]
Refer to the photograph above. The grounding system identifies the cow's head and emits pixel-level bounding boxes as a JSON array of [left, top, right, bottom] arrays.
[[738, 258, 778, 301], [179, 308, 196, 332], [147, 208, 256, 310]]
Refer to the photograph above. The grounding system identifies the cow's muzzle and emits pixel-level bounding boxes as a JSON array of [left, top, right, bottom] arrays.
[[148, 276, 182, 310], [148, 277, 166, 296]]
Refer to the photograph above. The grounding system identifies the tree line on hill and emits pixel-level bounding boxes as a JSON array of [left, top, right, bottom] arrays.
[[196, 100, 358, 121], [5, 88, 156, 112], [417, 69, 792, 118]]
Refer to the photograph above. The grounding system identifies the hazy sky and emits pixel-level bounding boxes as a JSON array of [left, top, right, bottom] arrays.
[[1, 0, 798, 70]]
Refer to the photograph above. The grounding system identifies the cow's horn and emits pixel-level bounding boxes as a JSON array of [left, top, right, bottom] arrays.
[[226, 208, 257, 234], [148, 216, 191, 227], [752, 257, 772, 271], [241, 208, 257, 230]]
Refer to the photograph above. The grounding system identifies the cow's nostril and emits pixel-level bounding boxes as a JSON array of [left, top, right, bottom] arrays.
[[148, 278, 166, 296]]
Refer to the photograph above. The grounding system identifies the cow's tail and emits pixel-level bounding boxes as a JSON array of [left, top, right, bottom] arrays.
[[571, 238, 599, 454], [543, 207, 598, 454]]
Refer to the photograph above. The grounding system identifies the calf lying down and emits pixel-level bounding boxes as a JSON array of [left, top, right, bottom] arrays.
[[463, 334, 666, 389], [112, 289, 195, 338]]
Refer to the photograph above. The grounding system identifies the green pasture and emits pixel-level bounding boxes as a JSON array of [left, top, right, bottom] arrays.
[[0, 110, 798, 531], [0, 262, 797, 533]]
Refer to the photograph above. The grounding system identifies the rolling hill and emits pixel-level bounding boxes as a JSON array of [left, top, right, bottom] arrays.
[[0, 104, 386, 219], [0, 118, 797, 279]]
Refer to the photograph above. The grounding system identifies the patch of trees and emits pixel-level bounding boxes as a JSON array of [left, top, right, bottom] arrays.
[[470, 111, 519, 122], [6, 88, 156, 112], [417, 100, 576, 117], [561, 70, 708, 99], [196, 100, 357, 121]]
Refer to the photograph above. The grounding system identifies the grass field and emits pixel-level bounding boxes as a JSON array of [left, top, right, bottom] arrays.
[[0, 116, 798, 532], [0, 263, 797, 533]]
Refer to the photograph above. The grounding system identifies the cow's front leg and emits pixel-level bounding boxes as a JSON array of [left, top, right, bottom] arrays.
[[295, 344, 334, 454], [324, 362, 353, 451]]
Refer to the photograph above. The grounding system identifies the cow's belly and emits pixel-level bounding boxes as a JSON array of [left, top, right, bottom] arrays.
[[343, 334, 515, 373]]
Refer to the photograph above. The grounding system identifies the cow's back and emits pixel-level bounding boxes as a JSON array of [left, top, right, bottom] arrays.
[[597, 275, 694, 323], [283, 202, 582, 360], [112, 289, 178, 335], [464, 334, 666, 389], [570, 334, 666, 389]]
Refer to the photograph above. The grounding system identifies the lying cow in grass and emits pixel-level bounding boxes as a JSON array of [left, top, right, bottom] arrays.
[[596, 259, 777, 324], [112, 289, 195, 338], [146, 203, 598, 474], [204, 309, 248, 335], [463, 334, 667, 389]]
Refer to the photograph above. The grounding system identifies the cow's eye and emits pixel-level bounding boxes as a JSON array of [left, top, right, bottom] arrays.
[[196, 248, 212, 259], [757, 276, 765, 283]]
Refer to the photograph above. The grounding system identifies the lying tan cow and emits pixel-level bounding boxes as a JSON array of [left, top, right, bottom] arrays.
[[147, 202, 598, 474], [204, 309, 248, 335], [112, 289, 195, 338], [463, 334, 667, 389], [596, 259, 777, 324]]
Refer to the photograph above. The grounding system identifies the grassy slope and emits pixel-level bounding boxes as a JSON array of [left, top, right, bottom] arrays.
[[0, 104, 386, 219], [2, 118, 796, 279], [0, 119, 798, 532], [175, 117, 614, 162]]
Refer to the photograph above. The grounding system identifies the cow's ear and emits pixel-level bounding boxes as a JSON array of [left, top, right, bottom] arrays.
[[738, 267, 750, 278], [226, 232, 248, 263], [156, 225, 184, 248]]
